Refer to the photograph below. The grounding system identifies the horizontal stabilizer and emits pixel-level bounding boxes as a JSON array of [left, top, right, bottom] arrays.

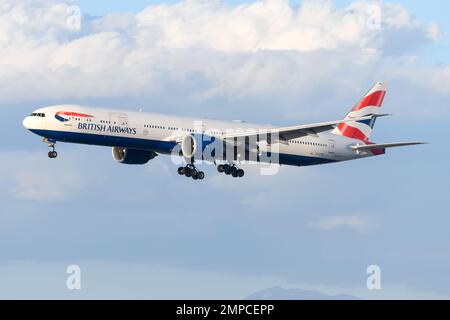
[[352, 142, 427, 151]]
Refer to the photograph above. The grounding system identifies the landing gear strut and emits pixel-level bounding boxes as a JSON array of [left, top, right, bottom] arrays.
[[177, 164, 205, 181], [217, 164, 244, 178], [44, 138, 58, 159]]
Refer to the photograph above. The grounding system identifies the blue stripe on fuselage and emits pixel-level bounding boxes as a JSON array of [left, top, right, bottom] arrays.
[[29, 129, 336, 167], [30, 129, 177, 154], [278, 153, 336, 166]]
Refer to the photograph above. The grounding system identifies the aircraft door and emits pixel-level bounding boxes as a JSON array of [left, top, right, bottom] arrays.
[[108, 112, 129, 144], [109, 112, 129, 127], [328, 139, 336, 154]]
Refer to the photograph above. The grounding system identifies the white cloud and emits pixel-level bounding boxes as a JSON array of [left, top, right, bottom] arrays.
[[0, 0, 447, 108], [426, 22, 442, 41], [133, 0, 411, 52], [308, 215, 373, 233]]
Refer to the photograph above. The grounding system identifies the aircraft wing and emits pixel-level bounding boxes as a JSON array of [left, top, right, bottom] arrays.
[[222, 115, 380, 143], [352, 142, 427, 151]]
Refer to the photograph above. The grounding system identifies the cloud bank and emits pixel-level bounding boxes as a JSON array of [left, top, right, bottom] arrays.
[[0, 0, 448, 120]]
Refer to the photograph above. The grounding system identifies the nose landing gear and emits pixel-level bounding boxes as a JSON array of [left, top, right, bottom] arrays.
[[44, 138, 58, 159], [177, 165, 205, 181], [48, 150, 58, 159], [217, 164, 244, 178]]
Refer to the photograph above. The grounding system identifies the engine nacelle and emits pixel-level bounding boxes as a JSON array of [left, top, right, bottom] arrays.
[[181, 134, 198, 159], [180, 134, 217, 162], [112, 147, 157, 165]]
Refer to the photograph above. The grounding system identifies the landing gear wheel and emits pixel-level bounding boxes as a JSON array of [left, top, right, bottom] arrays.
[[217, 164, 225, 173], [48, 151, 57, 159], [44, 138, 58, 159], [224, 164, 231, 175], [180, 164, 204, 181], [230, 166, 238, 177], [237, 169, 245, 178], [197, 171, 205, 180]]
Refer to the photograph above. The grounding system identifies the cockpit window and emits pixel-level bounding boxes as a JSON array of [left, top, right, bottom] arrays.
[[30, 113, 46, 117]]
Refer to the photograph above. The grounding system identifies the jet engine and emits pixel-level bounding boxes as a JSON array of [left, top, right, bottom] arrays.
[[180, 134, 217, 162], [181, 134, 198, 159], [112, 147, 157, 165]]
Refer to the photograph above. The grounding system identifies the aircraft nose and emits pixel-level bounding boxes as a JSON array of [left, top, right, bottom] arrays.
[[23, 116, 32, 129]]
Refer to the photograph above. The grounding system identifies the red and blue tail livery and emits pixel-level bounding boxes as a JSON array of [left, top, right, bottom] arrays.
[[55, 111, 94, 123], [332, 82, 387, 143]]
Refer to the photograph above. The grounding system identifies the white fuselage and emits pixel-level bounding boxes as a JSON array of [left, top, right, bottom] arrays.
[[23, 105, 377, 167]]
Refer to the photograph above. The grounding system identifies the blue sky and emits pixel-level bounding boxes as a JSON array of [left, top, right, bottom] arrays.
[[1, 0, 450, 299]]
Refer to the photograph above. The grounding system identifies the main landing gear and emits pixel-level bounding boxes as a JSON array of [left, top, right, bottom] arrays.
[[44, 138, 58, 159], [217, 164, 244, 178], [177, 165, 205, 181]]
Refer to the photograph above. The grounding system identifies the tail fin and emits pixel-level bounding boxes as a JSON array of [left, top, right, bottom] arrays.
[[332, 82, 387, 142]]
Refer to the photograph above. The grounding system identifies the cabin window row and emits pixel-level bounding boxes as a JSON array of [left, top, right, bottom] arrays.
[[68, 117, 94, 122], [143, 125, 201, 133], [144, 124, 166, 130], [290, 140, 327, 147]]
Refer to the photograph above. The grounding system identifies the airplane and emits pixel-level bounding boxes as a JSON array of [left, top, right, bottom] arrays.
[[23, 82, 425, 180]]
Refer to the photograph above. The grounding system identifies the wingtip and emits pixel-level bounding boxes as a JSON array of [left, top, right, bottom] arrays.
[[407, 141, 429, 146], [374, 113, 392, 118]]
